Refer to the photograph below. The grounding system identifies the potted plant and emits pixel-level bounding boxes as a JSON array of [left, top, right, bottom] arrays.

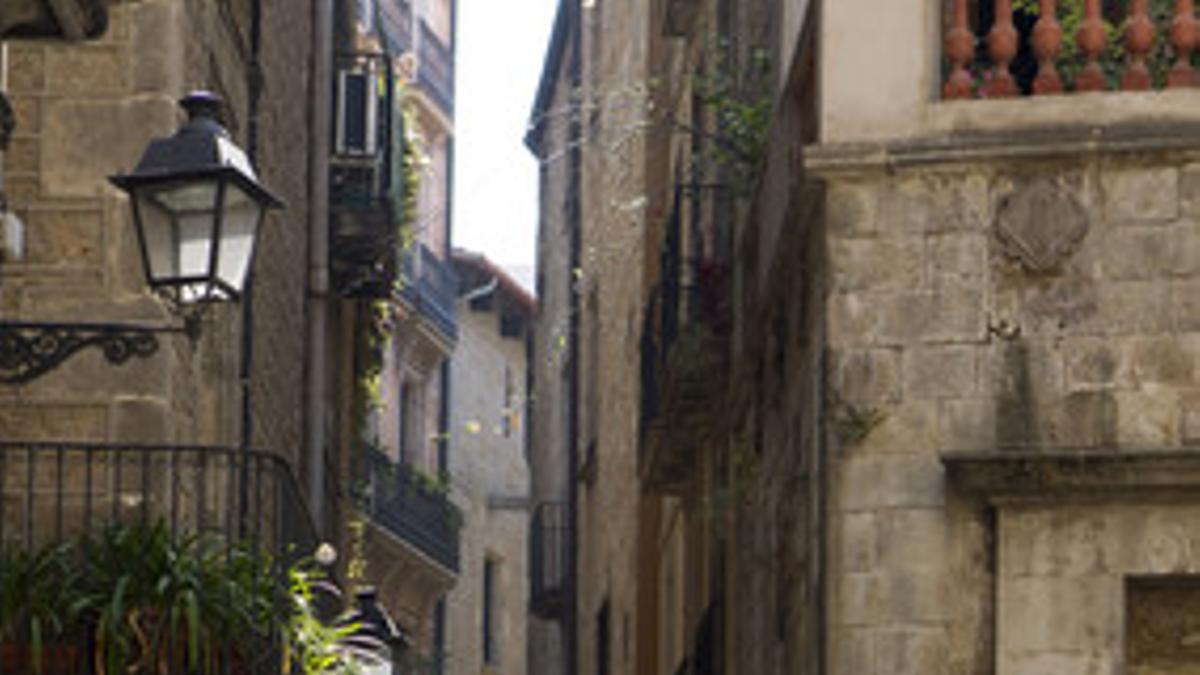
[[72, 520, 277, 675], [0, 541, 82, 673]]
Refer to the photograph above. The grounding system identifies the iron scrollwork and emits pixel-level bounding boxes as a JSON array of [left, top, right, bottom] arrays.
[[0, 321, 187, 384]]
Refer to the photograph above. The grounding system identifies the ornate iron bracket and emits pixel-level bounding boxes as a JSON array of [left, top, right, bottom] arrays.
[[0, 319, 197, 385]]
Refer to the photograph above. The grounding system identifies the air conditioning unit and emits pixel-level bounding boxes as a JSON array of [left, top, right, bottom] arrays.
[[335, 67, 379, 157]]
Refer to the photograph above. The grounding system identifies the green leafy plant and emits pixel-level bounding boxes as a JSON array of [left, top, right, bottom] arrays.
[[0, 542, 80, 673], [282, 559, 390, 675], [71, 520, 276, 675], [689, 40, 772, 194]]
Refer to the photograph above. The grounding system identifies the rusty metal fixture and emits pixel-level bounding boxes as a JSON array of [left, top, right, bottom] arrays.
[[1168, 0, 1197, 88], [944, 0, 975, 99], [0, 0, 107, 40], [1122, 0, 1157, 90], [1032, 0, 1064, 94], [988, 0, 1020, 97], [1076, 0, 1109, 91]]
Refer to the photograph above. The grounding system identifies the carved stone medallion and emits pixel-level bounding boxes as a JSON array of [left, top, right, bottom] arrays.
[[994, 179, 1089, 274]]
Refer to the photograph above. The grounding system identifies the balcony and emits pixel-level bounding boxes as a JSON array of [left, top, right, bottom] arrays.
[[530, 501, 568, 619], [0, 442, 316, 674], [354, 445, 461, 573], [398, 242, 459, 343], [638, 200, 730, 493], [417, 20, 454, 115], [330, 55, 407, 298], [379, 0, 413, 55], [942, 1, 1199, 101]]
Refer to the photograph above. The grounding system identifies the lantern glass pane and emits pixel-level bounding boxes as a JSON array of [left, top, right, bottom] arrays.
[[136, 179, 220, 303], [216, 182, 264, 293], [134, 193, 177, 282]]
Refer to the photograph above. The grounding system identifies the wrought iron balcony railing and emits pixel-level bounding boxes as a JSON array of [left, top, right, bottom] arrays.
[[379, 0, 413, 56], [399, 243, 459, 342], [0, 442, 318, 674], [354, 445, 461, 573], [530, 500, 568, 619], [329, 52, 406, 298], [417, 20, 454, 114]]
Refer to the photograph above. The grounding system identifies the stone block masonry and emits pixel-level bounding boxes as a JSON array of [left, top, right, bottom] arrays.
[[822, 148, 1200, 675]]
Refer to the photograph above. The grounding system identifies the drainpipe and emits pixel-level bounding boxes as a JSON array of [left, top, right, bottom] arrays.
[[565, 3, 582, 674], [306, 0, 334, 534], [242, 0, 264, 451]]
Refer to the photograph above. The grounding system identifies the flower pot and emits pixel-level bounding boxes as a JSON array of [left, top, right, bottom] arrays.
[[0, 642, 82, 674]]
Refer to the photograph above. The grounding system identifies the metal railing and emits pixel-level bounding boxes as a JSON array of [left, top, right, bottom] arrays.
[[418, 20, 454, 114], [0, 442, 318, 674], [399, 243, 459, 341], [379, 0, 413, 56], [354, 445, 461, 573], [530, 500, 568, 619]]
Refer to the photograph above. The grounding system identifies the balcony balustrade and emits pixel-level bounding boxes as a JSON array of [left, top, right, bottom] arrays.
[[379, 0, 413, 56], [354, 445, 461, 573], [0, 442, 317, 674], [943, 0, 1198, 99], [418, 20, 454, 114], [530, 501, 568, 619], [399, 242, 459, 342]]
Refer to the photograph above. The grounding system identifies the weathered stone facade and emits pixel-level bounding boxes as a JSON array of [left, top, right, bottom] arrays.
[[444, 251, 532, 675], [533, 0, 1200, 674], [0, 0, 313, 465]]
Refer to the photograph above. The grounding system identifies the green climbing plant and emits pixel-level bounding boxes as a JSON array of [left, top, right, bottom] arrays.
[[689, 39, 772, 195]]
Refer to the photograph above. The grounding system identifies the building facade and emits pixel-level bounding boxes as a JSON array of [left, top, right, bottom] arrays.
[[330, 0, 464, 661], [444, 249, 534, 675], [532, 1, 1200, 675], [0, 0, 341, 670]]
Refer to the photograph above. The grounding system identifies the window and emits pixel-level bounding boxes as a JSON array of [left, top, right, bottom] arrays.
[[596, 599, 611, 675], [433, 597, 447, 675], [483, 558, 499, 665], [1128, 575, 1200, 672], [502, 364, 517, 438], [398, 381, 411, 461]]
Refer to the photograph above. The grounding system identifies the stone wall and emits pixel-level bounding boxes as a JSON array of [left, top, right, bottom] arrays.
[[0, 0, 318, 555], [527, 9, 577, 675], [0, 0, 313, 457], [818, 141, 1200, 675], [445, 297, 530, 675]]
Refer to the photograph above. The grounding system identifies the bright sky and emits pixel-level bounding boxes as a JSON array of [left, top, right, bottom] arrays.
[[451, 0, 560, 293]]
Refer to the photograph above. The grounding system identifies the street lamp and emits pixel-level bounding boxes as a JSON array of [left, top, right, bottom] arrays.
[[110, 91, 282, 306], [0, 91, 281, 384]]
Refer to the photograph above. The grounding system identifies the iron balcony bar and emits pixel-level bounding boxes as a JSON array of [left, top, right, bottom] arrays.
[[0, 318, 198, 385], [0, 442, 318, 674]]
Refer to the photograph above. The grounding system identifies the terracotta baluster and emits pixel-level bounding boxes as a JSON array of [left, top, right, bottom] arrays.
[[1122, 0, 1156, 90], [1168, 0, 1197, 88], [1076, 0, 1108, 91], [1032, 0, 1064, 93], [944, 0, 975, 99], [988, 0, 1020, 96]]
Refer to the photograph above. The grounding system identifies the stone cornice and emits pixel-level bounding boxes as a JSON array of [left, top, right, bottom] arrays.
[[942, 449, 1200, 503], [805, 122, 1200, 176]]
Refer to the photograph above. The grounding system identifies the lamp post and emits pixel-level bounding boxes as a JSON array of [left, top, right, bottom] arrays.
[[0, 91, 281, 385]]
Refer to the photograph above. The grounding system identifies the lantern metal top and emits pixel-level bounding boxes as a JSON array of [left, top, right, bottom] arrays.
[[109, 91, 283, 210]]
